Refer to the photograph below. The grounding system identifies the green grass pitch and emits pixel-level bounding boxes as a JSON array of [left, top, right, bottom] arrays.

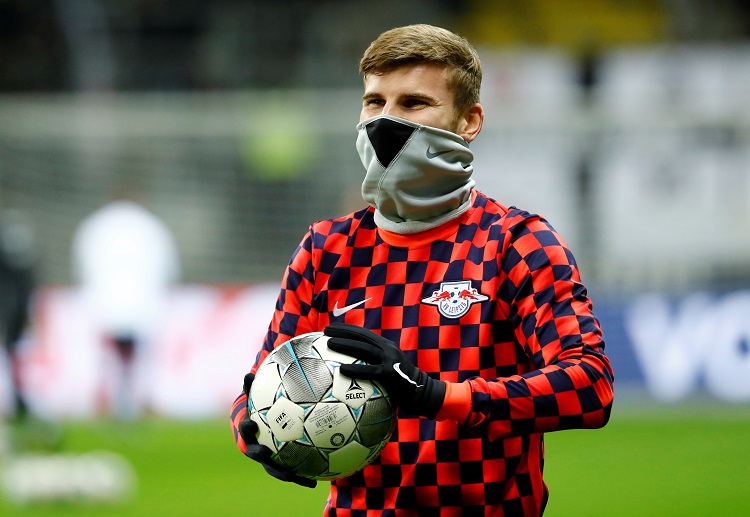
[[1, 402, 749, 516]]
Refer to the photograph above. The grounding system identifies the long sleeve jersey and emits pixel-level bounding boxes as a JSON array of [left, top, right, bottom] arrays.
[[231, 190, 614, 516]]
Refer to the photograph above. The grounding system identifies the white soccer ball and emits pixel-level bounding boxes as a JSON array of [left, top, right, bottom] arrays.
[[248, 331, 396, 481]]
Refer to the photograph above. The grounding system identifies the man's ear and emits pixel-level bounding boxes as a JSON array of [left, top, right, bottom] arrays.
[[456, 103, 484, 143]]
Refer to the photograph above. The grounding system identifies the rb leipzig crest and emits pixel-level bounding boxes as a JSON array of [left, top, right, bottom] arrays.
[[421, 281, 489, 319]]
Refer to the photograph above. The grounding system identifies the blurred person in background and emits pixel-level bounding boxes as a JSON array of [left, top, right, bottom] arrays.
[[231, 24, 614, 516], [0, 209, 36, 422], [72, 192, 180, 419]]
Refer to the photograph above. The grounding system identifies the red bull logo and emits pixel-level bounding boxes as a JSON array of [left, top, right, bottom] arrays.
[[421, 281, 489, 318]]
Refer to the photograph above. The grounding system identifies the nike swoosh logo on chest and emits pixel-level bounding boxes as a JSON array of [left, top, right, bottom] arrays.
[[332, 297, 372, 317]]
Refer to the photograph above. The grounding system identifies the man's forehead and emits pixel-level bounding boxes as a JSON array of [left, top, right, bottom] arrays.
[[368, 62, 448, 75], [363, 64, 451, 93]]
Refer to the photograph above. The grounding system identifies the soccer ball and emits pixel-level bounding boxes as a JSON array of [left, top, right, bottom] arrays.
[[248, 331, 396, 481]]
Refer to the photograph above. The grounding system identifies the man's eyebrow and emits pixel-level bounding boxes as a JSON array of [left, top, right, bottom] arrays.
[[362, 91, 439, 103], [401, 92, 440, 103]]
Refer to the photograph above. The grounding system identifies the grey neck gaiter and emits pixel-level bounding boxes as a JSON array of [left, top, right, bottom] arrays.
[[356, 114, 475, 234]]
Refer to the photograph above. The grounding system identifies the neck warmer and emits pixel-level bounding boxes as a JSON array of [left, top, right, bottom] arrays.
[[356, 114, 475, 234]]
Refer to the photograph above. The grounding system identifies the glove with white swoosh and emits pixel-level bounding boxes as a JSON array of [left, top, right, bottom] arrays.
[[324, 323, 446, 419]]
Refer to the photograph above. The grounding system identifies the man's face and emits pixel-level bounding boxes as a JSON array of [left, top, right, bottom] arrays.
[[360, 63, 473, 141]]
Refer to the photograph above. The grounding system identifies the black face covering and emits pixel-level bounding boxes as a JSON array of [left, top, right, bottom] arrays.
[[356, 114, 475, 234]]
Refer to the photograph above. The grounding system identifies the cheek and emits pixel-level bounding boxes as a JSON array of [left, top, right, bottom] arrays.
[[360, 107, 377, 122], [416, 109, 459, 133], [427, 115, 458, 133]]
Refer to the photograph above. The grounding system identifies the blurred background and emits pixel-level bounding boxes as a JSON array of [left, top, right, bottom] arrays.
[[1, 0, 750, 515]]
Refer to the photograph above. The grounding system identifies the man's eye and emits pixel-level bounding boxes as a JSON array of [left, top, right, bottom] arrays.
[[364, 99, 384, 107], [404, 99, 427, 108]]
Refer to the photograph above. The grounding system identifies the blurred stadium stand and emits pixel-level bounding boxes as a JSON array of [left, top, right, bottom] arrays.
[[2, 0, 750, 412], [0, 0, 748, 290]]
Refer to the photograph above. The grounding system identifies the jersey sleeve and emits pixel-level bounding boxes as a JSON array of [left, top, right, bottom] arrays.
[[230, 226, 320, 453], [463, 211, 614, 440]]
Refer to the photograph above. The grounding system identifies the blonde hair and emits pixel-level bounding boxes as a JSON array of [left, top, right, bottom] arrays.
[[359, 24, 482, 113]]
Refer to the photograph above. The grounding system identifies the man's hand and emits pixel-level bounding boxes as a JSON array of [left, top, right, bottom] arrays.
[[239, 373, 317, 488], [324, 323, 446, 419]]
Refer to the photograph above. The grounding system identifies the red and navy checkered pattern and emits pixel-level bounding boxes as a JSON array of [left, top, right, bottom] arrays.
[[231, 190, 614, 516]]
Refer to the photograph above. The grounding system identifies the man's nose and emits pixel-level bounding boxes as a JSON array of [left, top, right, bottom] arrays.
[[381, 102, 397, 116]]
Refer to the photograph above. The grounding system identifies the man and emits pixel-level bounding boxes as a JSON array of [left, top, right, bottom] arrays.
[[72, 197, 180, 418], [0, 211, 36, 420], [231, 24, 614, 516]]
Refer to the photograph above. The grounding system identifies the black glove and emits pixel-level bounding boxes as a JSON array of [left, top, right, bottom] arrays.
[[324, 323, 446, 420], [238, 373, 317, 488]]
